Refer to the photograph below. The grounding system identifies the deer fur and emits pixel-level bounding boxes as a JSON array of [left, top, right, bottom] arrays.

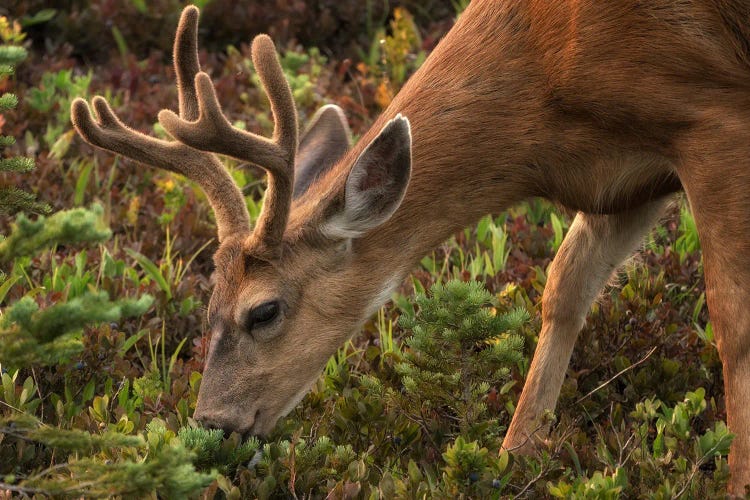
[[72, 1, 750, 494]]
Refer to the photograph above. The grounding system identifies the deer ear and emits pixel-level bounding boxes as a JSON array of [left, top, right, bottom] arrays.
[[322, 114, 411, 239], [293, 105, 351, 198]]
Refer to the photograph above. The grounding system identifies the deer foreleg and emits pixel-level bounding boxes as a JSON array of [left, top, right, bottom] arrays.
[[503, 199, 669, 453]]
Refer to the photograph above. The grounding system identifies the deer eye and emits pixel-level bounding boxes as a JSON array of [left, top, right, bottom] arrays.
[[246, 301, 281, 332]]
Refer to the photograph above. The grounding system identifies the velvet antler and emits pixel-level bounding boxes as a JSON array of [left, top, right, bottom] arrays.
[[70, 6, 254, 244], [158, 35, 298, 260]]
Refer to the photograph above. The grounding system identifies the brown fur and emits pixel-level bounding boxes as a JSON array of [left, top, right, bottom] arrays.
[[72, 2, 750, 494]]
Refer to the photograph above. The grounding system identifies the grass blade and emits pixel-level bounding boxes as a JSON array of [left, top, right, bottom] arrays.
[[125, 249, 172, 300]]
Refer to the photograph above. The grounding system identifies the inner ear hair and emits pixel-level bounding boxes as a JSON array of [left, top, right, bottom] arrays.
[[321, 114, 412, 240]]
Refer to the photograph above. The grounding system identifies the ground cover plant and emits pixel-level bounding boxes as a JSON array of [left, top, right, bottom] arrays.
[[0, 2, 736, 498]]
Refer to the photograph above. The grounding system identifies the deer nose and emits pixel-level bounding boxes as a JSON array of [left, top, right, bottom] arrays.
[[198, 418, 234, 438], [194, 411, 235, 437]]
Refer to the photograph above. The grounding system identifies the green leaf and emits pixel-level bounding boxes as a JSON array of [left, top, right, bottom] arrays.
[[22, 9, 57, 27], [497, 449, 510, 472], [125, 249, 172, 300], [82, 378, 96, 403], [117, 379, 131, 409], [49, 129, 75, 160], [476, 215, 490, 243], [119, 329, 148, 357], [550, 211, 564, 251], [168, 337, 188, 376], [0, 275, 20, 304], [110, 26, 130, 59]]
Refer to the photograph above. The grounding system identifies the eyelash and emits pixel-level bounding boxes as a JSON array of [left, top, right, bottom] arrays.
[[245, 301, 281, 334]]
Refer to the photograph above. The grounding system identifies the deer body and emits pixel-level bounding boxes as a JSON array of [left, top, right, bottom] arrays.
[[72, 1, 750, 494]]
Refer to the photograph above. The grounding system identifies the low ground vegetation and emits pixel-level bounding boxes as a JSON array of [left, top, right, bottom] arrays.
[[0, 3, 733, 498]]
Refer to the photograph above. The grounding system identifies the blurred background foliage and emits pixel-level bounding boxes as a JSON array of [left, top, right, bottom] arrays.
[[3, 0, 455, 63]]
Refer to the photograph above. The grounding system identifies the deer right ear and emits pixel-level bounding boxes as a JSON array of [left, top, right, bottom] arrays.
[[321, 115, 411, 240]]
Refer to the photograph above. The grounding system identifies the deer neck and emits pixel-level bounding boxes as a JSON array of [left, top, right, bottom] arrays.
[[293, 3, 546, 314], [353, 22, 543, 283]]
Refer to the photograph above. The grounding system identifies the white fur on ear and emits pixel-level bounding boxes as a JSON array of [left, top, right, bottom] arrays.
[[320, 219, 371, 240], [321, 114, 412, 240]]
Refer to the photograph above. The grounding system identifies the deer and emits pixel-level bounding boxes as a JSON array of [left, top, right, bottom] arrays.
[[71, 1, 750, 494]]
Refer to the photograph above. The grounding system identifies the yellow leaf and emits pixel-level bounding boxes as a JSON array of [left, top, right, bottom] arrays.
[[127, 196, 140, 226], [375, 81, 394, 109]]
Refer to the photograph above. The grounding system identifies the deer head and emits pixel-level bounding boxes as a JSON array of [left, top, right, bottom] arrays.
[[71, 6, 411, 436]]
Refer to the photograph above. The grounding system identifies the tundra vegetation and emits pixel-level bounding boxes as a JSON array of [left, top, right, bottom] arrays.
[[0, 2, 735, 498]]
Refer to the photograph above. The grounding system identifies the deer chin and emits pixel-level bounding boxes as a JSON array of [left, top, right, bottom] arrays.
[[256, 379, 319, 436], [210, 368, 321, 438]]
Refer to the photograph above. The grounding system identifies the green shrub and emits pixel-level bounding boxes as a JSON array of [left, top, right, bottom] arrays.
[[0, 414, 214, 497], [396, 279, 526, 439], [0, 40, 47, 216]]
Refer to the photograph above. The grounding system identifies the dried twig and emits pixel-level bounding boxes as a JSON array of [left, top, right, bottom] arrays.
[[574, 345, 658, 405]]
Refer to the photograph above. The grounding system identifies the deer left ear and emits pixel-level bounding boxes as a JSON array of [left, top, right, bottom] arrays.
[[321, 114, 412, 239], [293, 104, 351, 198]]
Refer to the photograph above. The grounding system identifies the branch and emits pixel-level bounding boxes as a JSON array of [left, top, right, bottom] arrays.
[[574, 346, 658, 405]]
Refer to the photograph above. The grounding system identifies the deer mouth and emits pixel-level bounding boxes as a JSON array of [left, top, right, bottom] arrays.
[[193, 406, 262, 439]]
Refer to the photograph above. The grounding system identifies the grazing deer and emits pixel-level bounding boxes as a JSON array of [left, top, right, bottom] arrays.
[[71, 1, 750, 494]]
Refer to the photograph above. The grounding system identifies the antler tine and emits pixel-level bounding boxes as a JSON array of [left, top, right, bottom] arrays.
[[252, 35, 298, 160], [70, 7, 251, 243], [158, 35, 298, 260], [174, 5, 201, 121]]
